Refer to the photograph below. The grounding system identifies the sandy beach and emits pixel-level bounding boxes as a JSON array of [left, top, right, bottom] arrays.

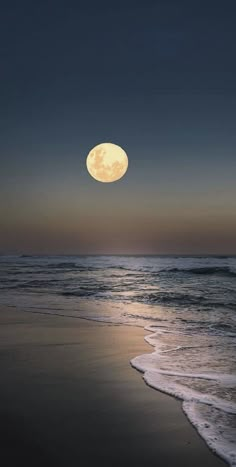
[[0, 306, 226, 467]]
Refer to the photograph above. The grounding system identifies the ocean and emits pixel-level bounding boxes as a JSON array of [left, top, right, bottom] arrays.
[[0, 254, 235, 465]]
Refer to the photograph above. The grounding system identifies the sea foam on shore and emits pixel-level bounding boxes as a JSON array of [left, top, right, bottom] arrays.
[[0, 254, 235, 464]]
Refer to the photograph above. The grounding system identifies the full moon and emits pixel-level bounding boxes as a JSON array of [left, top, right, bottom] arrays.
[[86, 142, 128, 183]]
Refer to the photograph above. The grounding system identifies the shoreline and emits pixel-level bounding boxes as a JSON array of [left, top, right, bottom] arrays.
[[0, 305, 226, 466]]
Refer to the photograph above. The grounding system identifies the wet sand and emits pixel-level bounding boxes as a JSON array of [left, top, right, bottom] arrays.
[[0, 306, 226, 467]]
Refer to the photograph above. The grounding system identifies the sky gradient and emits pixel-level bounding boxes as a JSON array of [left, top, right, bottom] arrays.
[[1, 0, 236, 254]]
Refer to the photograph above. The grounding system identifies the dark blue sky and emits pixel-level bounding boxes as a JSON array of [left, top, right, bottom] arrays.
[[1, 0, 236, 254]]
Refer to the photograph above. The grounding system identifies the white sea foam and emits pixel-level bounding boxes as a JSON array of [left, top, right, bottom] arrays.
[[183, 402, 236, 467], [131, 325, 236, 466], [1, 254, 236, 465]]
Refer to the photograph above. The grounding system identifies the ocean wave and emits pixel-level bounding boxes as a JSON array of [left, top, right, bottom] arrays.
[[131, 354, 236, 415], [131, 326, 236, 466], [11, 262, 134, 273], [1, 254, 236, 465], [4, 279, 61, 289], [19, 254, 37, 258], [164, 266, 236, 277], [183, 402, 236, 467], [134, 290, 236, 310], [61, 284, 112, 297], [61, 290, 96, 297], [47, 262, 93, 270]]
